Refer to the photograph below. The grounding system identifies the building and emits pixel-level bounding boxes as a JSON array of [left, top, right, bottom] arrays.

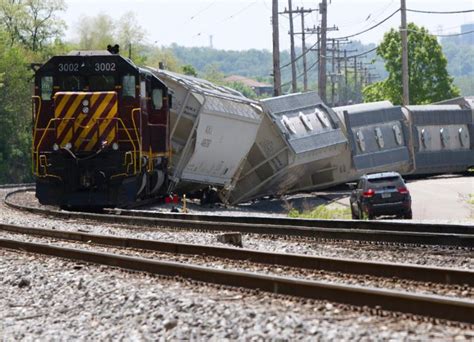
[[224, 75, 273, 97]]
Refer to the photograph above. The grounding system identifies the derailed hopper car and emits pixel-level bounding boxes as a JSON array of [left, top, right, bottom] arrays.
[[404, 104, 474, 175], [146, 68, 264, 198], [333, 101, 414, 179], [224, 92, 349, 204]]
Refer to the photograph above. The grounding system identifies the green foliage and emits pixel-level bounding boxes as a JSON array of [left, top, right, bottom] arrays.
[[75, 12, 147, 64], [288, 205, 351, 220], [182, 64, 197, 77], [441, 37, 474, 78], [454, 75, 474, 97], [223, 81, 257, 99], [201, 63, 225, 83], [0, 32, 33, 183], [0, 0, 66, 51], [363, 23, 460, 105], [145, 47, 181, 72]]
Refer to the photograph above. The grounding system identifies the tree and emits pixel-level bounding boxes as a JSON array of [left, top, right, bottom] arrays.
[[0, 31, 33, 182], [182, 64, 197, 77], [76, 13, 115, 50], [0, 0, 66, 51], [363, 23, 459, 105]]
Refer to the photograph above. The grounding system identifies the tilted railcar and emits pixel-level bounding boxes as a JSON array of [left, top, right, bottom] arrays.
[[333, 101, 414, 179], [33, 51, 170, 207]]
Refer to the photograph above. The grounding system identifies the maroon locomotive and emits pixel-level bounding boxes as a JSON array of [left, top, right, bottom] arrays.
[[32, 49, 171, 207]]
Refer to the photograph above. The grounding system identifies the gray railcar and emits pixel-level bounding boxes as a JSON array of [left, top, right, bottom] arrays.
[[333, 101, 414, 179], [224, 92, 349, 204], [405, 104, 474, 175]]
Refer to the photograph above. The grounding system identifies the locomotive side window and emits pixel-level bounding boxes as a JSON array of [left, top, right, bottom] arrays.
[[152, 89, 163, 110], [41, 76, 53, 100], [58, 75, 85, 91], [89, 75, 115, 91], [122, 75, 136, 98]]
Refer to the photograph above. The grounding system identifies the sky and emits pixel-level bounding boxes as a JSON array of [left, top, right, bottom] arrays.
[[62, 0, 474, 51]]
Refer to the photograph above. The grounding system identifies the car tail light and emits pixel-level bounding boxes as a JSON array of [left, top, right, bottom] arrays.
[[398, 187, 409, 194], [363, 188, 375, 198]]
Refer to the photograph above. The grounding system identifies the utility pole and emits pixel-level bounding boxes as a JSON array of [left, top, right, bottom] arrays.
[[318, 0, 327, 102], [400, 0, 409, 105], [331, 39, 336, 106], [353, 56, 358, 102], [288, 0, 297, 92], [301, 7, 308, 91], [272, 0, 282, 96], [344, 49, 348, 104]]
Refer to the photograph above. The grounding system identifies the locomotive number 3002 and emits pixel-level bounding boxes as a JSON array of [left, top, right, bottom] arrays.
[[58, 63, 79, 72], [58, 62, 117, 72], [94, 63, 116, 72]]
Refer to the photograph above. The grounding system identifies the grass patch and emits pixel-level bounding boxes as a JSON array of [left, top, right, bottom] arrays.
[[288, 204, 351, 220]]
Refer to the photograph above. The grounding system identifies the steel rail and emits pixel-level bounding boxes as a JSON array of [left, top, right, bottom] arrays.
[[0, 183, 35, 189], [4, 190, 474, 247], [106, 208, 474, 235], [1, 222, 472, 286], [1, 238, 473, 324], [8, 188, 474, 235]]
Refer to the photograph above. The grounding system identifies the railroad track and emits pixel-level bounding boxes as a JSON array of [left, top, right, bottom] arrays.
[[1, 222, 473, 324], [0, 183, 35, 189], [4, 189, 474, 248]]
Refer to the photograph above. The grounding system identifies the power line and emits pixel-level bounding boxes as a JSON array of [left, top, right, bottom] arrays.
[[404, 28, 474, 37], [332, 8, 400, 40], [345, 46, 378, 59], [406, 8, 474, 14], [279, 38, 320, 69], [185, 1, 217, 23], [432, 30, 474, 37], [281, 58, 319, 87], [336, 0, 395, 30]]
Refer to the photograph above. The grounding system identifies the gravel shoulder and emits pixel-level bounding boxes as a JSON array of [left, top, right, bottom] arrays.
[[1, 249, 473, 340]]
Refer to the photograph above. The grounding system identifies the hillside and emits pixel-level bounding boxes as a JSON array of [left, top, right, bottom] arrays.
[[164, 39, 472, 97]]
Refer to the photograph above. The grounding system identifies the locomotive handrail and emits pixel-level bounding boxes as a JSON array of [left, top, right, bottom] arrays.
[[31, 96, 42, 174], [131, 108, 142, 173], [33, 118, 57, 176]]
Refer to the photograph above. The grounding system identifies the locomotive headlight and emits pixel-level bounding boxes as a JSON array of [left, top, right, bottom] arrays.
[[82, 107, 89, 114], [53, 143, 59, 151], [65, 143, 72, 150], [82, 99, 89, 106], [112, 142, 119, 150]]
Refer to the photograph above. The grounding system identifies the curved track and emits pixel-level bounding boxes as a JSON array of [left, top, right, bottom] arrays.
[[1, 226, 473, 324], [4, 189, 474, 248]]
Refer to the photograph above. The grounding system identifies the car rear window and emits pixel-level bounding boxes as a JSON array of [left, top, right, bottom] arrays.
[[367, 176, 404, 189]]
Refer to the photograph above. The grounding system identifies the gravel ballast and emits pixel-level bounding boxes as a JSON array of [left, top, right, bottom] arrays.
[[1, 249, 473, 340], [1, 188, 474, 339]]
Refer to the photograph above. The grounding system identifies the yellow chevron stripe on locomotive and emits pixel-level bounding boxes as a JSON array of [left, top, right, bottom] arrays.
[[54, 91, 118, 152]]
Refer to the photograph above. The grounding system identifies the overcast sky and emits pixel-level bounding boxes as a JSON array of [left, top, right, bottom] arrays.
[[63, 0, 474, 51]]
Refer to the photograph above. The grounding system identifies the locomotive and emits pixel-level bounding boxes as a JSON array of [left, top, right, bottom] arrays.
[[32, 49, 171, 207]]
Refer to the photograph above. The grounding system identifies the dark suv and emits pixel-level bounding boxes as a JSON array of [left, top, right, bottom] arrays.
[[349, 172, 412, 220]]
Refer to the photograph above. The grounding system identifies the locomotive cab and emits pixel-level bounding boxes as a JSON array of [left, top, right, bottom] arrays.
[[33, 51, 171, 208]]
